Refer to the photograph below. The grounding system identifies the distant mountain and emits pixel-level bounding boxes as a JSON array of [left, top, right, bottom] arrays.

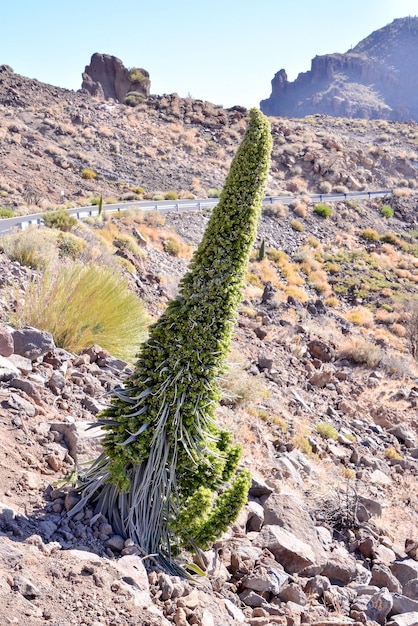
[[260, 16, 418, 121]]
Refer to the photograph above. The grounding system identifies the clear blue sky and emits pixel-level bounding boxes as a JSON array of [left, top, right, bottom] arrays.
[[1, 1, 416, 109]]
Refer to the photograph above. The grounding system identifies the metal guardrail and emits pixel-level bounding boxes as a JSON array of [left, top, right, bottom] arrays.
[[0, 189, 396, 236]]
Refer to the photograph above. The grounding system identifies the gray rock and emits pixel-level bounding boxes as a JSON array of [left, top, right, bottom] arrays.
[[371, 563, 402, 593], [320, 545, 358, 584], [391, 559, 418, 588], [255, 524, 323, 574], [12, 574, 42, 598], [404, 579, 418, 601], [0, 540, 23, 568], [387, 612, 418, 626], [12, 326, 55, 360], [367, 588, 393, 624], [9, 377, 42, 403], [391, 594, 418, 616], [241, 563, 288, 595], [0, 355, 19, 381], [0, 324, 14, 356], [248, 475, 273, 499]]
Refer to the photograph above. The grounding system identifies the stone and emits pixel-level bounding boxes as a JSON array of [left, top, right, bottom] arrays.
[[82, 53, 150, 103], [248, 475, 273, 500], [241, 563, 289, 595], [404, 579, 418, 601], [387, 612, 418, 626], [390, 594, 418, 616], [223, 598, 247, 622], [9, 377, 42, 403], [405, 539, 418, 561], [254, 525, 321, 574], [279, 583, 307, 605], [366, 588, 393, 624], [371, 564, 402, 593], [258, 354, 274, 371], [12, 574, 42, 598], [0, 324, 13, 356], [12, 326, 55, 360], [320, 545, 358, 584], [0, 540, 23, 568], [388, 424, 416, 448], [304, 575, 331, 599], [0, 355, 19, 381], [247, 500, 265, 532], [391, 559, 418, 588]]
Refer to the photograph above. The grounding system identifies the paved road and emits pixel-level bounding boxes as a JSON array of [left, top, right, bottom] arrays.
[[0, 189, 394, 236]]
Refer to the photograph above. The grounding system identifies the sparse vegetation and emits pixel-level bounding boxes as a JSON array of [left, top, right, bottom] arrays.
[[14, 262, 150, 360], [42, 209, 77, 232], [314, 203, 332, 218], [81, 168, 97, 180], [381, 204, 394, 218], [316, 422, 339, 440]]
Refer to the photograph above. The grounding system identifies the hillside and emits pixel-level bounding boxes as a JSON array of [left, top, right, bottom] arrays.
[[260, 17, 418, 122], [1, 62, 418, 212], [0, 64, 417, 626]]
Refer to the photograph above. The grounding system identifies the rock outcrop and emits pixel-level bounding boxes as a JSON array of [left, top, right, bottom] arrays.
[[261, 17, 418, 121], [81, 52, 150, 103]]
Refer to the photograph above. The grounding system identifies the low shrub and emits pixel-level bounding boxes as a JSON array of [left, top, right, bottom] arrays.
[[82, 168, 97, 180], [361, 228, 380, 241], [164, 190, 178, 200], [0, 228, 58, 269], [314, 203, 332, 219], [339, 336, 383, 367], [0, 207, 14, 218], [57, 233, 87, 259], [42, 209, 77, 232], [291, 219, 304, 232], [15, 262, 149, 361], [381, 204, 394, 218], [316, 422, 338, 440]]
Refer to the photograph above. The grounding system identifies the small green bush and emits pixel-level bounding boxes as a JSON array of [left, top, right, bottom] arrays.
[[291, 219, 304, 232], [316, 421, 339, 440], [361, 228, 380, 241], [381, 204, 394, 218], [128, 68, 148, 83], [207, 188, 222, 198], [164, 190, 178, 201], [42, 209, 77, 232], [57, 233, 87, 259], [0, 228, 58, 269], [124, 92, 145, 107], [0, 207, 14, 218], [314, 203, 332, 219], [163, 236, 181, 256], [380, 232, 399, 245], [82, 168, 97, 180]]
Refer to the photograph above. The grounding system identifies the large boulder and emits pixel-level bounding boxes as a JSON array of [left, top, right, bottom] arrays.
[[81, 53, 150, 103]]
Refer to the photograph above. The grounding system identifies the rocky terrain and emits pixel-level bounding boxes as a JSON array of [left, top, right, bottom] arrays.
[[1, 59, 418, 212], [0, 52, 417, 626], [0, 195, 417, 625], [260, 17, 418, 122]]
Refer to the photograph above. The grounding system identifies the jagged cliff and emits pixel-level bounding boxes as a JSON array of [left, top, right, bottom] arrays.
[[260, 16, 418, 121], [81, 53, 150, 104]]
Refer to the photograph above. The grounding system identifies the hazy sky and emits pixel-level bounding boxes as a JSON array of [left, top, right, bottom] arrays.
[[1, 1, 417, 108]]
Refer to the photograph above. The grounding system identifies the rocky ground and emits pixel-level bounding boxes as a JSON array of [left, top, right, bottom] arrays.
[[0, 202, 417, 625]]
